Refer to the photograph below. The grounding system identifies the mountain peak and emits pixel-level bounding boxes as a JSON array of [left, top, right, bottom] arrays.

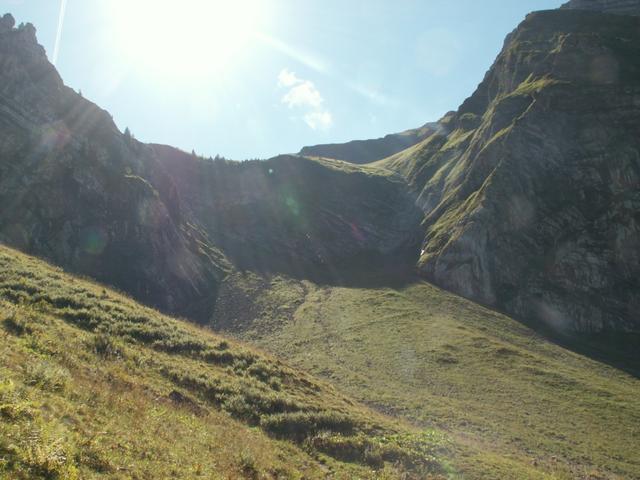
[[0, 12, 36, 37], [0, 13, 15, 32], [0, 12, 40, 56], [561, 0, 640, 15]]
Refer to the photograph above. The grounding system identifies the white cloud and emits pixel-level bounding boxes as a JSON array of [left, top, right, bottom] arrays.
[[282, 81, 324, 108], [277, 68, 302, 88], [304, 111, 333, 130], [278, 68, 332, 131]]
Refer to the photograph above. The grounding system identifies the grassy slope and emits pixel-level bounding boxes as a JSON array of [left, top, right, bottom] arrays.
[[220, 273, 640, 480], [0, 244, 449, 480]]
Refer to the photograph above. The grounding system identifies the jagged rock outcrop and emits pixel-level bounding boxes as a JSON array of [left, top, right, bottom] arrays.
[[382, 9, 640, 332], [561, 0, 640, 16], [299, 121, 446, 164], [0, 17, 229, 321]]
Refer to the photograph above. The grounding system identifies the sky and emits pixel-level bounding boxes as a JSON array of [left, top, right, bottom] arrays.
[[2, 0, 563, 159]]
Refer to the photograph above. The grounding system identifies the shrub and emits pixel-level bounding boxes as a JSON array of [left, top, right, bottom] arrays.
[[376, 431, 444, 471], [223, 394, 258, 423], [247, 362, 277, 383], [0, 379, 32, 419], [260, 411, 356, 439], [237, 385, 303, 416], [202, 349, 235, 365], [24, 360, 71, 393], [151, 337, 207, 355], [268, 377, 282, 391], [60, 307, 98, 329], [74, 445, 115, 473], [307, 431, 444, 471], [2, 309, 32, 336], [91, 333, 124, 360], [307, 432, 382, 467], [238, 450, 259, 479], [125, 324, 166, 343], [21, 427, 79, 479]]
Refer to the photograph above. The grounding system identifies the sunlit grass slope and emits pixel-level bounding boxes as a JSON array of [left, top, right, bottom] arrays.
[[0, 244, 449, 479], [218, 273, 640, 480]]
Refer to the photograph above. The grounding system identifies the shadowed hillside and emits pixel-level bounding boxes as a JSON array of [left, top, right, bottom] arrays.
[[152, 145, 424, 285]]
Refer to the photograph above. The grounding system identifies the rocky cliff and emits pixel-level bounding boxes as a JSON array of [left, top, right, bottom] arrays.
[[381, 8, 640, 332], [561, 0, 640, 15]]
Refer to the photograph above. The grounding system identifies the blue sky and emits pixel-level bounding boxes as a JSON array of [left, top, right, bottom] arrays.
[[3, 0, 563, 159]]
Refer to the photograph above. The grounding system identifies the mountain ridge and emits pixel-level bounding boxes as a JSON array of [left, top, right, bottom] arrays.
[[561, 0, 640, 15], [298, 119, 450, 165]]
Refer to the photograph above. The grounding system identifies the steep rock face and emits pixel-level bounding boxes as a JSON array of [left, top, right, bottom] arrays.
[[299, 121, 445, 164], [0, 16, 228, 321], [561, 0, 640, 15], [383, 10, 640, 332]]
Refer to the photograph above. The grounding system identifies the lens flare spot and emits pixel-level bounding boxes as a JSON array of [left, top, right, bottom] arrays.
[[285, 196, 300, 216], [40, 124, 70, 152], [350, 223, 365, 243], [80, 227, 108, 255]]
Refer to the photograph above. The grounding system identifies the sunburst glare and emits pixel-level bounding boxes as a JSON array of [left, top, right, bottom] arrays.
[[107, 0, 268, 80]]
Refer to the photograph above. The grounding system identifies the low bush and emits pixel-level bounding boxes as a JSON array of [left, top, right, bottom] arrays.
[[19, 426, 79, 479], [151, 337, 208, 355], [238, 450, 259, 479], [307, 432, 384, 467], [24, 360, 71, 393], [307, 431, 444, 471], [260, 411, 356, 440], [0, 379, 32, 420], [223, 394, 258, 422], [202, 348, 235, 365], [90, 333, 124, 360], [2, 309, 31, 336]]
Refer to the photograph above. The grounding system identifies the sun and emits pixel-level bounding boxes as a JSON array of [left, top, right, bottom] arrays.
[[108, 0, 266, 80]]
